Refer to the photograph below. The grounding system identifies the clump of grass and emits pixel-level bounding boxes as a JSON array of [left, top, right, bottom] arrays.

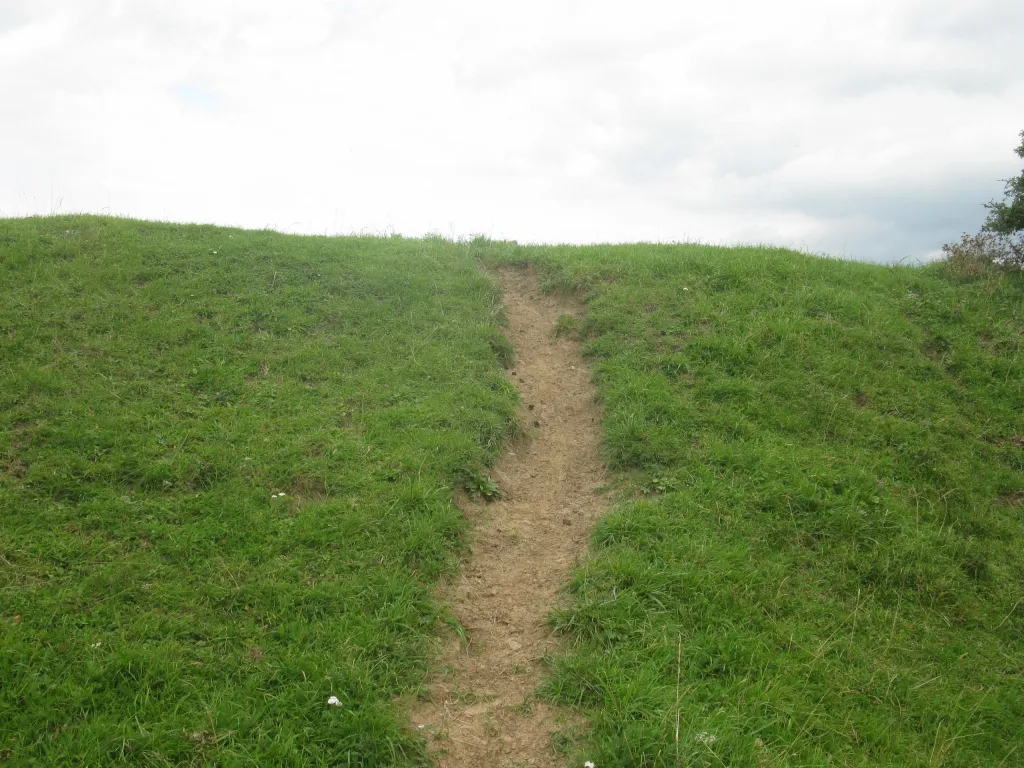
[[480, 242, 1024, 766], [482, 327, 516, 368], [552, 313, 580, 339], [0, 215, 517, 766]]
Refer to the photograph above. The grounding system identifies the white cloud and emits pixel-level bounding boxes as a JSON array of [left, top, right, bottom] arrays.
[[1, 0, 1021, 261]]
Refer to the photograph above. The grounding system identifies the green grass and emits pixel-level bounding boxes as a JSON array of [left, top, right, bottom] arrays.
[[0, 216, 518, 766], [5, 219, 1023, 767], [480, 243, 1024, 766]]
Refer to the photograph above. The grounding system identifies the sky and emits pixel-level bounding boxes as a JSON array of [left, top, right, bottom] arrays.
[[1, 0, 1022, 263]]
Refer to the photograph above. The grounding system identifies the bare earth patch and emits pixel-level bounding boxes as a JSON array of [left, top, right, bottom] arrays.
[[411, 267, 607, 767]]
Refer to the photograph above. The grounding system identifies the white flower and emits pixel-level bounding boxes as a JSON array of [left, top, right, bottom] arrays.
[[327, 696, 342, 707], [90, 642, 102, 648], [584, 762, 596, 768], [695, 731, 717, 745]]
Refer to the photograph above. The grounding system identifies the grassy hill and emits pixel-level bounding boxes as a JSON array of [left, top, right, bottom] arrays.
[[479, 243, 1024, 766], [2, 216, 1022, 766], [0, 216, 517, 765]]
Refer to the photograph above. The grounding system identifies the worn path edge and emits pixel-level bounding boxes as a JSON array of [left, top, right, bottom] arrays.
[[409, 267, 608, 767]]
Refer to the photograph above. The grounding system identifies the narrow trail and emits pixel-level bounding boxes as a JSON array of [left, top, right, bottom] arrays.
[[411, 268, 607, 767]]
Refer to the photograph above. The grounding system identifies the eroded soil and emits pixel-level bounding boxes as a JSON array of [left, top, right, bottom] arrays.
[[410, 267, 607, 767]]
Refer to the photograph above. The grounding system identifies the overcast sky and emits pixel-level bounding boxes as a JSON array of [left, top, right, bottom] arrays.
[[2, 0, 1022, 262]]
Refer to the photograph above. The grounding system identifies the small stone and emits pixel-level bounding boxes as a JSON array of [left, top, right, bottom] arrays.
[[533, 420, 540, 427], [562, 518, 572, 526], [528, 404, 535, 410]]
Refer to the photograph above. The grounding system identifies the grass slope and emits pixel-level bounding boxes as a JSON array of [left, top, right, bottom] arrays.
[[0, 216, 517, 766], [483, 243, 1024, 766]]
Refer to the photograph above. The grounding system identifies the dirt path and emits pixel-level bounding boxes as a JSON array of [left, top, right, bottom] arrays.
[[410, 268, 607, 767]]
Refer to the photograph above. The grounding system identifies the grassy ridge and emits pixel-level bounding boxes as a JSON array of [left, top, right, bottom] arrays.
[[4, 218, 1022, 766], [0, 217, 517, 766], [483, 243, 1024, 765]]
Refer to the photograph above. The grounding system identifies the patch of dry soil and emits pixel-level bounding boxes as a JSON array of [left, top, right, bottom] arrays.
[[410, 267, 607, 767]]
